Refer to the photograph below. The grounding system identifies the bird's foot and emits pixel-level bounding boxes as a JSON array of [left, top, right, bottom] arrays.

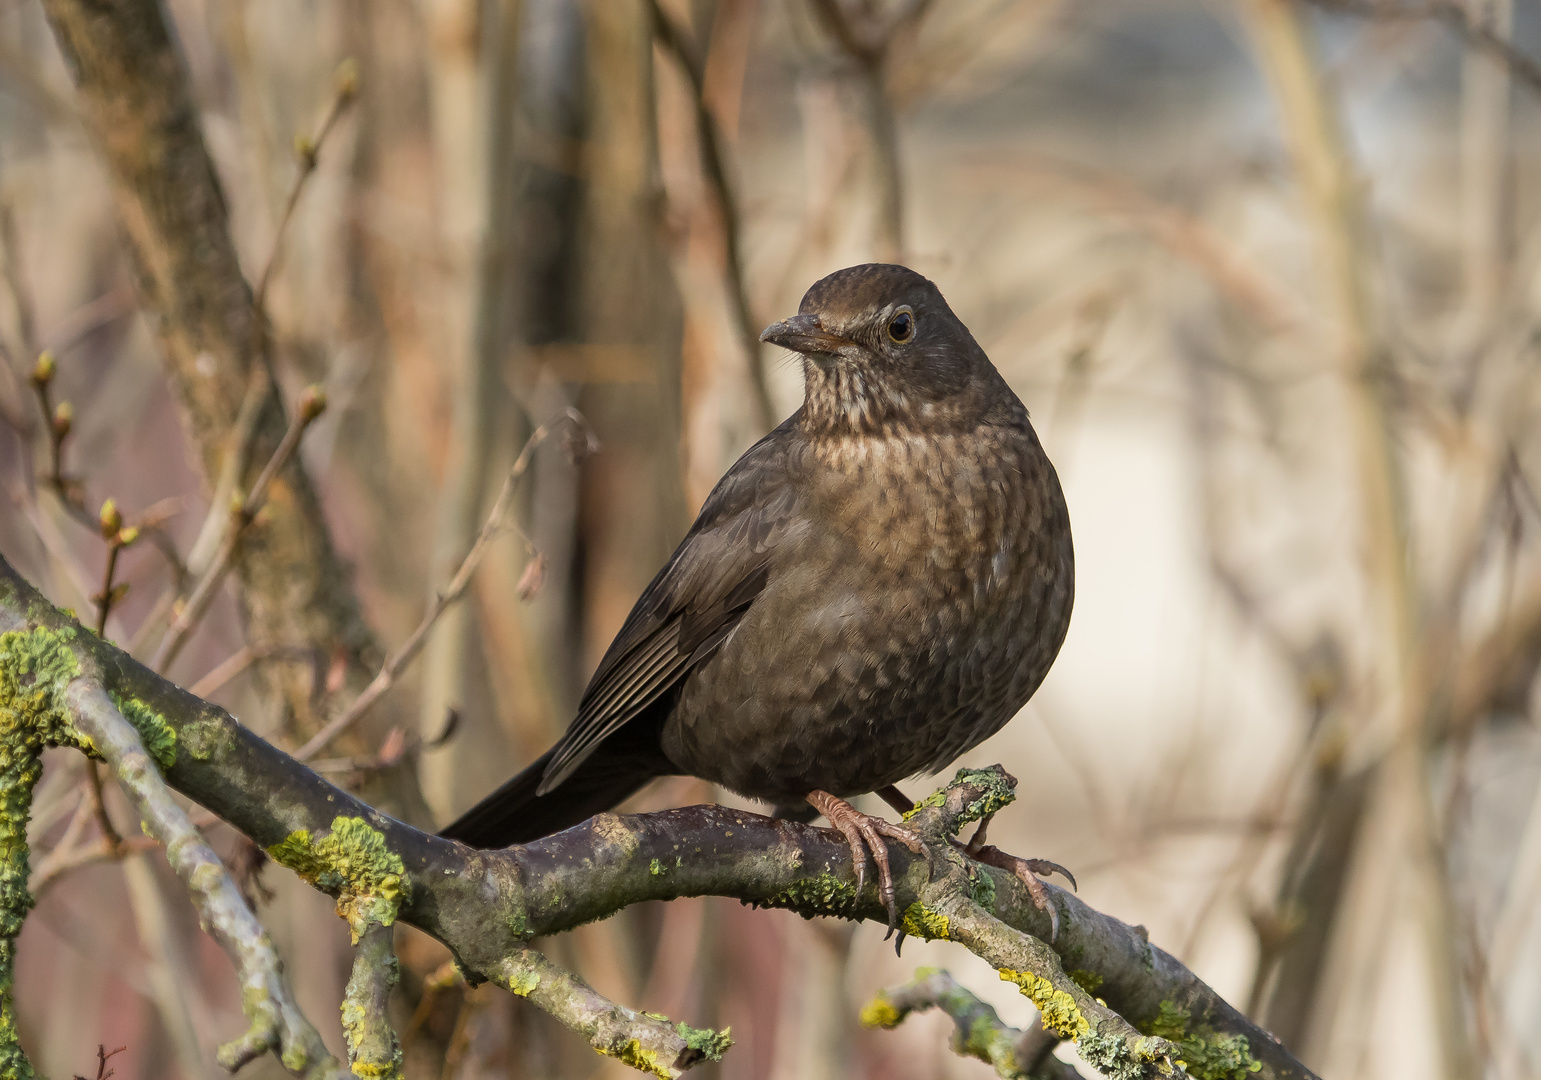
[[806, 789, 929, 933], [954, 813, 1076, 942]]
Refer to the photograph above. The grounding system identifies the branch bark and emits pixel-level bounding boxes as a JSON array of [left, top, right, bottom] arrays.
[[0, 551, 1318, 1080]]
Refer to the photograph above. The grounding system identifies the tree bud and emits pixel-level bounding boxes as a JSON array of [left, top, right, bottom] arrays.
[[98, 498, 123, 540], [297, 384, 327, 422]]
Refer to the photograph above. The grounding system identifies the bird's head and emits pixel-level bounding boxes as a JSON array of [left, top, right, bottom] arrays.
[[760, 264, 993, 435]]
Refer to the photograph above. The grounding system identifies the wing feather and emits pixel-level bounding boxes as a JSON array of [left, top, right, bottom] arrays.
[[537, 418, 801, 794]]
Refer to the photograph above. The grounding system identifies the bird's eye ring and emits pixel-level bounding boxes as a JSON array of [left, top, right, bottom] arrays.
[[887, 308, 915, 344]]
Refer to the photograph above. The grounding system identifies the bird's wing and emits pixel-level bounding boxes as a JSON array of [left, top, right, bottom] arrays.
[[537, 417, 802, 794]]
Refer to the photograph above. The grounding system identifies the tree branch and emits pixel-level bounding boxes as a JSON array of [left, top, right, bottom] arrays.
[[863, 968, 1083, 1079], [0, 552, 1317, 1080], [1302, 0, 1541, 96], [645, 0, 777, 434], [63, 680, 345, 1078]]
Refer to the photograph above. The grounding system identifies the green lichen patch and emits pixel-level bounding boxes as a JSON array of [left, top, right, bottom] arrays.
[[0, 626, 83, 1080], [902, 767, 1017, 829], [901, 788, 947, 820], [1068, 968, 1104, 995], [675, 1022, 731, 1061], [180, 717, 226, 761], [952, 768, 1017, 827], [0, 626, 82, 755], [764, 872, 857, 917], [859, 995, 903, 1029], [649, 858, 665, 876], [967, 865, 996, 909], [998, 968, 1089, 1041], [898, 902, 949, 941], [110, 693, 176, 769], [1076, 1029, 1174, 1080], [1142, 1000, 1189, 1042], [1138, 1001, 1260, 1080], [267, 816, 409, 941], [599, 1038, 670, 1079]]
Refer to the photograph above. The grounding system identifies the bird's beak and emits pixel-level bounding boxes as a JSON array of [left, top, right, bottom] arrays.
[[759, 314, 851, 356]]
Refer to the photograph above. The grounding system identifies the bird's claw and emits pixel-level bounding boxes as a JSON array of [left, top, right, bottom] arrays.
[[964, 842, 1075, 942], [806, 789, 928, 934]]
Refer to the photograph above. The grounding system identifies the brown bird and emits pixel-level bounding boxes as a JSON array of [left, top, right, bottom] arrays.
[[441, 264, 1075, 927]]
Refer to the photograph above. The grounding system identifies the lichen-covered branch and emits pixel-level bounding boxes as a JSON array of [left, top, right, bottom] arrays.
[[342, 923, 402, 1080], [63, 680, 346, 1078], [0, 553, 1315, 1080], [862, 968, 1082, 1080], [494, 945, 729, 1079]]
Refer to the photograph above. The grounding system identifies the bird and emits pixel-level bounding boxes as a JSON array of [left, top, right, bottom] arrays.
[[441, 263, 1075, 928]]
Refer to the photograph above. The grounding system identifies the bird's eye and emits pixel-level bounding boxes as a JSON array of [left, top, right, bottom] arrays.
[[887, 308, 915, 343]]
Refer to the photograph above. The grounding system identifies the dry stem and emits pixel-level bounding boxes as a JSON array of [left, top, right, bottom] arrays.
[[294, 408, 589, 761]]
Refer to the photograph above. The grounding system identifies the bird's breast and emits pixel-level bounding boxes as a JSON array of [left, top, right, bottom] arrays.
[[660, 420, 1072, 805]]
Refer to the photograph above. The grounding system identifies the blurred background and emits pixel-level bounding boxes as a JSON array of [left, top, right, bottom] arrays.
[[3, 0, 1541, 1077]]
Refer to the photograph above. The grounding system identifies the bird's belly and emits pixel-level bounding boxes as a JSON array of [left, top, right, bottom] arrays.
[[661, 518, 1064, 806]]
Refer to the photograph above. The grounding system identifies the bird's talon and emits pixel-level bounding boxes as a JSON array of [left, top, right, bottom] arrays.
[[807, 789, 925, 930], [964, 843, 1073, 943], [1025, 858, 1077, 892]]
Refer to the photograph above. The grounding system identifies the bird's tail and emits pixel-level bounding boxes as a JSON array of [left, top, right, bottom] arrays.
[[438, 729, 670, 848]]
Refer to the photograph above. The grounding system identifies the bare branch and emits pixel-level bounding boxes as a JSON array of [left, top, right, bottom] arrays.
[[493, 946, 727, 1078], [151, 386, 328, 673], [253, 60, 359, 316], [294, 408, 589, 762], [1302, 0, 1541, 96], [646, 0, 777, 433]]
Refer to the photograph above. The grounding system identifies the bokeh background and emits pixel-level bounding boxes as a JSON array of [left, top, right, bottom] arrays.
[[3, 0, 1541, 1077]]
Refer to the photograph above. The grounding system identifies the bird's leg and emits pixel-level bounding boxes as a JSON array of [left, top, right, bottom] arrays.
[[876, 784, 914, 817], [806, 789, 928, 932], [964, 811, 992, 855]]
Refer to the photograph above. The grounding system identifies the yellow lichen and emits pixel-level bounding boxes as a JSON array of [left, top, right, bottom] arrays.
[[600, 1039, 671, 1079], [859, 996, 904, 1029], [898, 902, 950, 941], [999, 968, 1090, 1041], [267, 816, 408, 942]]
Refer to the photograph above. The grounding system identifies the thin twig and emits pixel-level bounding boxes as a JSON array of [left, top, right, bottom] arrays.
[[188, 644, 314, 699], [72, 1043, 126, 1080], [32, 834, 159, 896], [647, 0, 777, 433], [253, 59, 359, 315], [1303, 0, 1541, 95], [26, 351, 92, 526], [295, 409, 590, 761], [151, 386, 328, 674]]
